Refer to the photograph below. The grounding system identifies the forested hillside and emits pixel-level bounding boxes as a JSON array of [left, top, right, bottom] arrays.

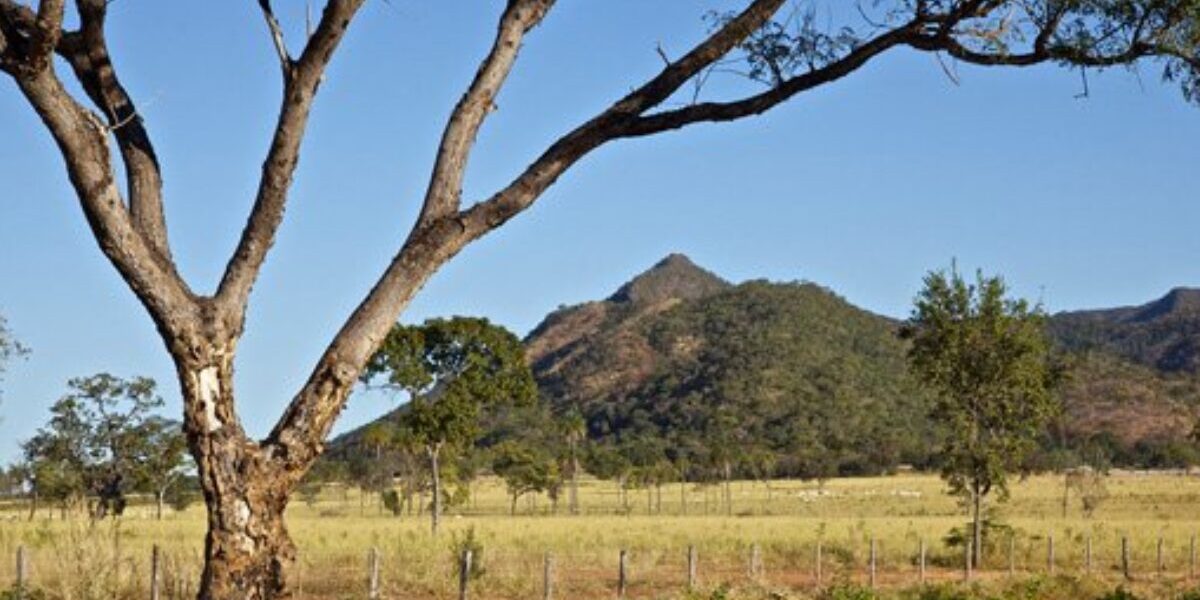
[[332, 256, 1200, 479]]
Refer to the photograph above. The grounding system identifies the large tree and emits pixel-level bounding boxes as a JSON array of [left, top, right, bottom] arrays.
[[0, 0, 1196, 597], [903, 267, 1060, 568], [362, 316, 535, 535]]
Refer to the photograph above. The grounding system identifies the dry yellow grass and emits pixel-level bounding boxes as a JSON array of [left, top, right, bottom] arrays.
[[3, 472, 1200, 598]]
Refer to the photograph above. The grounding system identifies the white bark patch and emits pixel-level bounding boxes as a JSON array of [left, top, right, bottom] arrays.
[[197, 366, 222, 432], [233, 500, 256, 553]]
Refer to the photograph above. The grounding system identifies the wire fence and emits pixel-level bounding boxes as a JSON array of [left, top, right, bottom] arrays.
[[5, 534, 1200, 599]]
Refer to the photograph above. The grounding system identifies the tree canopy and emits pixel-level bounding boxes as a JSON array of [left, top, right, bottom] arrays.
[[903, 266, 1060, 563]]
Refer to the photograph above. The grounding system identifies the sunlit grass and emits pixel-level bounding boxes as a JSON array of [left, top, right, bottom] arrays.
[[3, 472, 1200, 598]]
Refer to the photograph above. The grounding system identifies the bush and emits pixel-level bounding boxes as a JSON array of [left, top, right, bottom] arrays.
[[450, 526, 486, 583], [819, 584, 877, 600], [1096, 586, 1143, 600]]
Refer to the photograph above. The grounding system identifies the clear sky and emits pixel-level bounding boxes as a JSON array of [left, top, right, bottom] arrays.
[[1, 1, 1198, 464]]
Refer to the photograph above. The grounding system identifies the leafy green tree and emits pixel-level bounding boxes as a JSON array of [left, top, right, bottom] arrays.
[[903, 266, 1061, 566], [21, 374, 188, 519], [491, 441, 559, 516], [135, 416, 190, 520], [363, 317, 536, 534]]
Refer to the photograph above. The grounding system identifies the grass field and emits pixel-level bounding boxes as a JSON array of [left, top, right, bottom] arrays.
[[4, 471, 1200, 599]]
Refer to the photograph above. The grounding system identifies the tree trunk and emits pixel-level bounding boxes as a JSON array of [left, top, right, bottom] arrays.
[[27, 490, 37, 522], [180, 358, 303, 600], [972, 481, 983, 568], [723, 461, 733, 516], [156, 489, 165, 521], [510, 493, 518, 516], [569, 443, 580, 516], [428, 444, 442, 537]]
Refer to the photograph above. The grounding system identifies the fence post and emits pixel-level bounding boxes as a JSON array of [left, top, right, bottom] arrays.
[[1008, 534, 1016, 577], [150, 545, 161, 600], [1122, 536, 1131, 581], [815, 539, 823, 588], [1085, 536, 1093, 576], [919, 539, 926, 584], [458, 549, 472, 600], [750, 543, 762, 580], [1159, 537, 1166, 577], [368, 547, 380, 600], [1047, 534, 1055, 575], [618, 549, 628, 599], [543, 552, 554, 600], [15, 545, 27, 600], [964, 537, 972, 582], [1191, 535, 1196, 580], [869, 537, 877, 589], [687, 545, 698, 591]]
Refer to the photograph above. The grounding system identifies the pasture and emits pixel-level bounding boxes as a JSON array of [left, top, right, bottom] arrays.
[[4, 472, 1200, 599]]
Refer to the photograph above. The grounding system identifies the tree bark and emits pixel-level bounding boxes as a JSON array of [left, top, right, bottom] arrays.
[[972, 480, 983, 568], [428, 443, 442, 537], [156, 489, 165, 521], [179, 357, 301, 600], [568, 441, 579, 516]]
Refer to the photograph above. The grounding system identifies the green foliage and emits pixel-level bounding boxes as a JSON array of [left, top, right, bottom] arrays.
[[0, 586, 47, 600], [450, 526, 486, 582], [491, 441, 558, 511], [20, 374, 190, 517], [380, 489, 403, 516], [364, 316, 536, 452], [904, 266, 1060, 505], [1096, 586, 1144, 600], [819, 584, 878, 600]]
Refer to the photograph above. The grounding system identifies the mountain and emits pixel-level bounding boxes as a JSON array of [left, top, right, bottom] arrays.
[[331, 258, 1200, 475], [1049, 288, 1200, 373], [525, 255, 936, 477]]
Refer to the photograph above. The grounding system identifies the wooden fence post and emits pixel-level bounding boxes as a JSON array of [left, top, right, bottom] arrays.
[[1122, 536, 1131, 581], [459, 549, 472, 600], [1008, 534, 1016, 577], [919, 539, 926, 584], [1158, 538, 1166, 577], [543, 552, 554, 600], [750, 543, 762, 580], [150, 545, 161, 600], [687, 545, 698, 591], [1047, 534, 1055, 575], [1085, 536, 1093, 576], [368, 547, 380, 600], [815, 539, 823, 588], [15, 545, 27, 600], [1191, 535, 1196, 580], [869, 537, 877, 589], [618, 549, 628, 599]]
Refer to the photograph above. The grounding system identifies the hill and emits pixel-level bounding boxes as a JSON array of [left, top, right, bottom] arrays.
[[1049, 287, 1200, 373], [331, 258, 1200, 475]]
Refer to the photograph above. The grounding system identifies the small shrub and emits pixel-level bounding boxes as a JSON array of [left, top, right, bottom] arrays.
[[820, 584, 877, 600], [450, 526, 486, 582], [1096, 586, 1143, 600], [0, 587, 48, 600]]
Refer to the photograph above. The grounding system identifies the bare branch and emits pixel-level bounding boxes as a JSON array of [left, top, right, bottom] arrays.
[[215, 0, 367, 329], [257, 0, 293, 77], [12, 68, 198, 342], [27, 0, 64, 71], [260, 0, 790, 470], [61, 0, 172, 261], [417, 0, 554, 227]]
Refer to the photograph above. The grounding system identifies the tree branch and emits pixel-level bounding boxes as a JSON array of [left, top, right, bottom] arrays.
[[11, 67, 199, 344], [215, 0, 367, 331], [261, 0, 790, 473], [417, 0, 554, 226], [257, 0, 293, 77], [58, 0, 172, 261]]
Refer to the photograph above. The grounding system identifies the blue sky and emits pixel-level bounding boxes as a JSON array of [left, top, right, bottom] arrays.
[[1, 1, 1198, 464]]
